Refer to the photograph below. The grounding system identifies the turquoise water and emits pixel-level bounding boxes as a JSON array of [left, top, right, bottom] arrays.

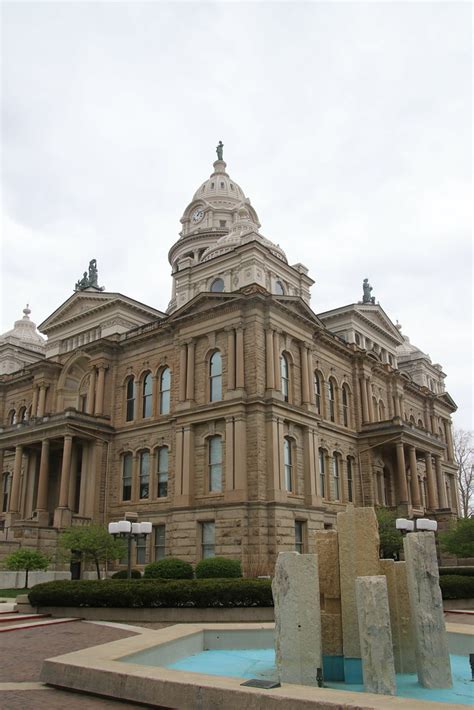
[[167, 649, 474, 705]]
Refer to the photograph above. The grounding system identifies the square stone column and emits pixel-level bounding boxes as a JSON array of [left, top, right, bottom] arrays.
[[380, 559, 416, 673], [272, 551, 322, 686], [315, 530, 343, 681]]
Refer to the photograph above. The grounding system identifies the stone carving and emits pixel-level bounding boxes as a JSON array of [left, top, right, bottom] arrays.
[[216, 140, 224, 160], [272, 551, 322, 686], [356, 576, 396, 695], [403, 531, 452, 688], [75, 260, 105, 291], [362, 278, 375, 304]]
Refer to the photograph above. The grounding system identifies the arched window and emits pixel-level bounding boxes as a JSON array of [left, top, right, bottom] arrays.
[[142, 372, 152, 418], [209, 352, 222, 402], [284, 437, 293, 492], [319, 448, 326, 498], [314, 372, 322, 414], [417, 418, 424, 429], [160, 367, 171, 414], [139, 450, 150, 499], [122, 453, 133, 501], [125, 377, 136, 422], [2, 472, 11, 512], [157, 447, 168, 498], [328, 379, 336, 422], [410, 415, 416, 425], [342, 385, 350, 427], [332, 454, 340, 501], [275, 280, 285, 295], [8, 409, 16, 426], [346, 457, 354, 502], [210, 277, 224, 292], [18, 406, 27, 423], [208, 436, 223, 492], [378, 400, 386, 421], [280, 354, 289, 402]]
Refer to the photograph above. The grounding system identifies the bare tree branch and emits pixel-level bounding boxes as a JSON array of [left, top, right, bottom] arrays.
[[453, 429, 474, 517]]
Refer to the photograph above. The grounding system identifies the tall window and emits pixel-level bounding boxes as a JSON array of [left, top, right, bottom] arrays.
[[347, 457, 354, 502], [157, 447, 169, 498], [328, 380, 336, 422], [125, 378, 136, 422], [284, 437, 293, 492], [18, 406, 27, 422], [122, 454, 133, 501], [210, 277, 224, 292], [2, 472, 11, 512], [136, 535, 147, 565], [332, 454, 340, 501], [209, 352, 222, 401], [342, 385, 349, 427], [319, 448, 326, 498], [160, 367, 171, 414], [295, 521, 305, 554], [139, 451, 150, 499], [142, 372, 152, 418], [154, 525, 166, 560], [8, 409, 16, 426], [280, 354, 289, 402], [201, 521, 215, 558], [314, 373, 321, 414], [208, 436, 223, 492], [275, 280, 285, 295]]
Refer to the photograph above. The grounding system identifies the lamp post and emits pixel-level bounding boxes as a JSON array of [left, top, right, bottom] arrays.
[[395, 517, 438, 534], [108, 519, 152, 579]]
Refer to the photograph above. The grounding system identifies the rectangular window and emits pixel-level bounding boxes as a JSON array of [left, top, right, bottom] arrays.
[[319, 449, 325, 498], [347, 458, 353, 502], [154, 525, 166, 561], [157, 447, 169, 498], [136, 535, 147, 565], [201, 521, 215, 559], [122, 454, 133, 501], [295, 521, 305, 554], [284, 438, 293, 492], [139, 451, 150, 499], [209, 437, 223, 492], [333, 456, 340, 501]]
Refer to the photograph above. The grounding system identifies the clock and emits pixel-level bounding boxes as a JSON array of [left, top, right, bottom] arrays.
[[192, 208, 204, 224]]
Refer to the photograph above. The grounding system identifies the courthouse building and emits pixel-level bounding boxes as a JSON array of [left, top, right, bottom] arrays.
[[0, 150, 459, 572]]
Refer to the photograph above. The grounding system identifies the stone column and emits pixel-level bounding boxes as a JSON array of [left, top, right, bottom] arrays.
[[9, 445, 23, 513], [300, 344, 310, 404], [425, 454, 438, 510], [444, 421, 454, 462], [58, 435, 73, 508], [36, 439, 50, 511], [408, 446, 421, 508], [181, 425, 194, 503], [186, 341, 195, 400], [273, 331, 281, 390], [393, 387, 401, 417], [395, 442, 409, 504], [307, 349, 315, 404], [359, 377, 369, 423], [94, 366, 106, 415], [37, 385, 47, 417], [131, 453, 139, 502], [234, 417, 247, 495], [31, 387, 39, 418], [404, 532, 452, 688], [366, 379, 374, 422], [225, 417, 235, 492], [227, 330, 235, 390], [267, 416, 282, 497], [265, 330, 275, 389], [86, 367, 96, 414], [324, 452, 332, 501], [235, 327, 244, 389], [356, 576, 396, 695], [68, 443, 79, 510], [175, 427, 184, 496], [303, 427, 318, 504], [434, 455, 448, 508], [272, 552, 322, 686], [179, 345, 187, 401]]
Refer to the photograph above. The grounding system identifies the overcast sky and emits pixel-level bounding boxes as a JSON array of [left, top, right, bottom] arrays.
[[1, 1, 472, 428]]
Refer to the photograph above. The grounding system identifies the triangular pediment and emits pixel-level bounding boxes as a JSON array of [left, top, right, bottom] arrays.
[[167, 291, 241, 321], [437, 391, 457, 411], [274, 296, 326, 328], [319, 303, 404, 345]]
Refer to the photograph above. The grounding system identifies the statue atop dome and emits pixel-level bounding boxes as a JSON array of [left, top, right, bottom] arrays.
[[216, 140, 224, 161], [75, 259, 105, 292], [362, 278, 375, 304]]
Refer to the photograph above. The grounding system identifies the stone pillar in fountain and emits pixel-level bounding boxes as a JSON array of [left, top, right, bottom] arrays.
[[404, 531, 452, 688], [379, 559, 416, 674], [315, 530, 343, 681], [272, 551, 322, 686], [356, 576, 396, 695]]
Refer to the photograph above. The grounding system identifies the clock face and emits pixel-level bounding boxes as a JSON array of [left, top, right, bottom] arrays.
[[192, 208, 204, 224]]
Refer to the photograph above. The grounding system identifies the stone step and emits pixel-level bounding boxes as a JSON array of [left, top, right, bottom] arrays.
[[0, 616, 82, 633], [0, 613, 50, 623]]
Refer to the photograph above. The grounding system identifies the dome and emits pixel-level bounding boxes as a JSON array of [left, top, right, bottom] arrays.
[[396, 333, 431, 362], [0, 305, 46, 352], [192, 160, 249, 206]]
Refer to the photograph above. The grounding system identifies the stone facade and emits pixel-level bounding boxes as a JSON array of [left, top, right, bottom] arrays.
[[0, 152, 459, 572]]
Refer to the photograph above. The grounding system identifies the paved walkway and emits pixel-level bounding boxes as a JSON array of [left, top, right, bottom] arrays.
[[0, 620, 161, 709]]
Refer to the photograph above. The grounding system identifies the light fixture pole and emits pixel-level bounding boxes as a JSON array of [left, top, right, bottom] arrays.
[[108, 519, 152, 579]]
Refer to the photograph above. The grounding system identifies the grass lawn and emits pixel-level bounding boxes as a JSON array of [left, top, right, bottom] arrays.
[[0, 588, 26, 598]]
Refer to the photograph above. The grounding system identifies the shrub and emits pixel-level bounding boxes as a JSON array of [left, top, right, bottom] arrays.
[[439, 575, 474, 600], [195, 557, 242, 579], [28, 578, 273, 608], [144, 558, 193, 580], [111, 569, 142, 579], [439, 517, 474, 559]]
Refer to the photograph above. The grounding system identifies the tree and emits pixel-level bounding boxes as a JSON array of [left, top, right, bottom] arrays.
[[439, 517, 474, 559], [375, 507, 403, 559], [59, 525, 126, 580], [3, 549, 49, 588], [453, 429, 474, 517]]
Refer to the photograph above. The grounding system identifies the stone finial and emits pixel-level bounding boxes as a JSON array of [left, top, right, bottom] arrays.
[[22, 304, 31, 319], [362, 278, 376, 305], [74, 259, 105, 292]]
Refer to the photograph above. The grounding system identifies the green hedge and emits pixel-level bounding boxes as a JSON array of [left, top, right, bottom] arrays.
[[144, 558, 193, 580], [111, 569, 142, 579], [28, 578, 273, 608], [439, 575, 474, 600], [439, 567, 474, 577], [195, 557, 242, 579]]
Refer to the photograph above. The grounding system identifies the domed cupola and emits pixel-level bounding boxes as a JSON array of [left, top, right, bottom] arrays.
[[0, 304, 46, 374]]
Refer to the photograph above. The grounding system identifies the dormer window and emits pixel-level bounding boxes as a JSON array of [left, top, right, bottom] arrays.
[[220, 182, 225, 188], [230, 184, 234, 190], [355, 333, 361, 346], [210, 182, 215, 189], [219, 220, 227, 228], [275, 280, 285, 295], [210, 277, 224, 292]]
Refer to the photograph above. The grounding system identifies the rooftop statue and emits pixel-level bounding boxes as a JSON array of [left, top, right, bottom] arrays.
[[216, 140, 224, 161], [75, 259, 105, 291], [362, 278, 375, 305]]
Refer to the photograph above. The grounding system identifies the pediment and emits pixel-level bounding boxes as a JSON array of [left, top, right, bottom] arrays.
[[319, 303, 404, 345], [437, 391, 457, 411], [274, 296, 326, 328], [168, 291, 241, 321]]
